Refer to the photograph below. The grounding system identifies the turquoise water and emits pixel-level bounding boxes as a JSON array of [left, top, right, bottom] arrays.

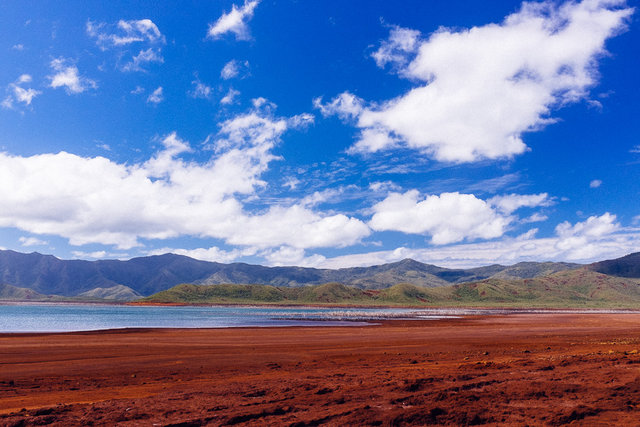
[[0, 303, 438, 332]]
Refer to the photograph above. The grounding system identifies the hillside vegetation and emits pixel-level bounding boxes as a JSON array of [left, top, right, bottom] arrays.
[[140, 268, 640, 308]]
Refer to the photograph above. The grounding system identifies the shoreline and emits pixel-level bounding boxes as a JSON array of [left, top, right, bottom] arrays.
[[6, 298, 640, 312]]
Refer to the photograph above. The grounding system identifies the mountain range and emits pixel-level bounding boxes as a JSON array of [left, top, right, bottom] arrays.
[[2, 249, 640, 305], [0, 249, 583, 300]]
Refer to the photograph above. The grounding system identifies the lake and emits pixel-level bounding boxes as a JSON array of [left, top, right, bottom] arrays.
[[0, 303, 460, 333]]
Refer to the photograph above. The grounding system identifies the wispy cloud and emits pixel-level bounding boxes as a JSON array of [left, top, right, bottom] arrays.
[[220, 88, 240, 105], [48, 58, 97, 94], [2, 74, 41, 109], [190, 79, 213, 99], [87, 19, 164, 48], [146, 86, 163, 104], [221, 59, 249, 79], [19, 236, 48, 247], [87, 19, 165, 72], [208, 0, 260, 41], [121, 48, 163, 72]]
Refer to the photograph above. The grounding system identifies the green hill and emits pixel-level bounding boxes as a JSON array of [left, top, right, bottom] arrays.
[[0, 283, 48, 300], [140, 268, 640, 308]]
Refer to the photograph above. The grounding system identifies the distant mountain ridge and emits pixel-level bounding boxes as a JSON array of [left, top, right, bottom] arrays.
[[2, 248, 630, 299], [589, 252, 640, 278]]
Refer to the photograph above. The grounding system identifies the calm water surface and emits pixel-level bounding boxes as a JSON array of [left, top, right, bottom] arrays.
[[0, 303, 453, 333]]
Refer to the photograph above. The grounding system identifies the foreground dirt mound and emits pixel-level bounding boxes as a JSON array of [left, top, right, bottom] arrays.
[[2, 314, 640, 425]]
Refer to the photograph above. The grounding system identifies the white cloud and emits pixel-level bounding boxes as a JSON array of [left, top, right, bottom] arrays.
[[371, 25, 421, 71], [0, 107, 369, 251], [221, 61, 239, 79], [369, 190, 511, 244], [488, 193, 551, 214], [369, 181, 402, 193], [147, 86, 163, 104], [522, 212, 548, 223], [48, 58, 97, 94], [590, 179, 603, 188], [324, 0, 632, 163], [71, 250, 109, 259], [208, 0, 260, 41], [288, 113, 315, 129], [283, 177, 300, 190], [131, 85, 145, 94], [87, 19, 164, 48], [121, 48, 163, 72], [314, 92, 364, 120], [554, 213, 619, 258], [320, 213, 638, 269], [191, 79, 213, 99], [630, 145, 640, 154], [149, 246, 248, 263], [221, 59, 249, 79], [220, 88, 240, 105], [262, 246, 326, 267], [12, 44, 24, 51], [19, 236, 48, 247], [251, 97, 273, 109], [2, 74, 41, 109]]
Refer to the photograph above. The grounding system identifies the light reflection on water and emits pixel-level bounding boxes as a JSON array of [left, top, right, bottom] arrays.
[[2, 303, 632, 333], [0, 303, 456, 333]]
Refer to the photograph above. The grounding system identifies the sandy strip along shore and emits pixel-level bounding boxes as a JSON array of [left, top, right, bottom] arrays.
[[2, 313, 640, 425]]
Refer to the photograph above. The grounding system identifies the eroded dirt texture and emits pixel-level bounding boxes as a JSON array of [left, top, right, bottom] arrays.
[[2, 313, 640, 426]]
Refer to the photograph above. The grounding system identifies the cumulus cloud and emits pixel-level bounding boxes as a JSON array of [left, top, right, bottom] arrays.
[[554, 212, 619, 259], [369, 191, 552, 245], [147, 86, 163, 104], [0, 107, 369, 251], [369, 191, 511, 244], [322, 0, 632, 163], [48, 58, 97, 94], [320, 213, 636, 269], [87, 19, 164, 48], [590, 179, 603, 188], [2, 74, 41, 109], [208, 0, 260, 41]]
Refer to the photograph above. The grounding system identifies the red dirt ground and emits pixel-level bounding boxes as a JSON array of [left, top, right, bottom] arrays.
[[2, 313, 640, 426]]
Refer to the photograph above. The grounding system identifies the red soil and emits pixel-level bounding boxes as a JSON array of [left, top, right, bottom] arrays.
[[2, 313, 640, 426]]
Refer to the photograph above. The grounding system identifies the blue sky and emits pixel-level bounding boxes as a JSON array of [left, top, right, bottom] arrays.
[[0, 0, 639, 268]]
